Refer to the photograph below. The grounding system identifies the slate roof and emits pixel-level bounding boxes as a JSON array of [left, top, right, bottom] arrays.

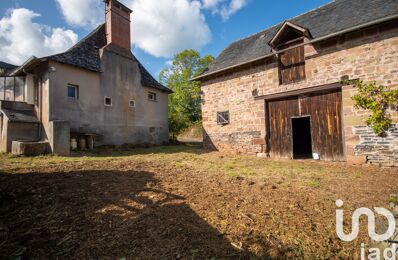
[[199, 0, 398, 78], [46, 24, 107, 73], [15, 24, 172, 93], [0, 61, 18, 70]]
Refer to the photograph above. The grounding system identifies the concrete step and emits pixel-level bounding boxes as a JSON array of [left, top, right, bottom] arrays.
[[12, 141, 50, 156]]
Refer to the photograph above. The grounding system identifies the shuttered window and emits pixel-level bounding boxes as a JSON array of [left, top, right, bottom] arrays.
[[217, 111, 230, 125], [278, 41, 306, 85]]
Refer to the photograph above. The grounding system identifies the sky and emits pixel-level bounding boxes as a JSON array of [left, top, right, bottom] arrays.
[[0, 0, 331, 79]]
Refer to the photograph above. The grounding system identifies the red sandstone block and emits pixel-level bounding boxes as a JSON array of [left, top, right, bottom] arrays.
[[252, 138, 266, 145]]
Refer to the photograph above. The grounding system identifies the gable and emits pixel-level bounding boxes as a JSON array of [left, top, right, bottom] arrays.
[[269, 21, 311, 49]]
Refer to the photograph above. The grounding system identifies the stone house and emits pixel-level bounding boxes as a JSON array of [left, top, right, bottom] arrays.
[[195, 0, 398, 166], [0, 0, 172, 156]]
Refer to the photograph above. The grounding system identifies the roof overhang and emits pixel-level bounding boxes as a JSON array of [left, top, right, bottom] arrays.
[[10, 56, 44, 76], [268, 21, 311, 49], [254, 82, 342, 101]]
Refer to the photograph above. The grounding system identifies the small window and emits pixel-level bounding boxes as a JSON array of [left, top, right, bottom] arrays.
[[104, 97, 112, 106], [217, 111, 230, 125], [67, 85, 78, 99], [148, 92, 157, 101], [129, 100, 135, 107]]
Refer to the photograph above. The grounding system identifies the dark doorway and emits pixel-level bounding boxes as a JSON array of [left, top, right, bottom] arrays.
[[291, 116, 313, 159]]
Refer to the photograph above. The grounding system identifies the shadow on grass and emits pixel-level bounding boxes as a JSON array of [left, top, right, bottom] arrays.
[[0, 169, 274, 259]]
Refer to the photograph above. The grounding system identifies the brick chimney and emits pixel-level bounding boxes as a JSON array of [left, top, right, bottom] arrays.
[[105, 0, 132, 50]]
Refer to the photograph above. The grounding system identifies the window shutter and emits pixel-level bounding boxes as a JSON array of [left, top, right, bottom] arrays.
[[279, 41, 306, 84]]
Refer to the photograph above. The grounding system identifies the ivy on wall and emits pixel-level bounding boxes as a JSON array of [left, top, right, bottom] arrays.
[[343, 79, 398, 136]]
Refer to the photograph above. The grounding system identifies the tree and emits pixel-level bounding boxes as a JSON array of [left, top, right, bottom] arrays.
[[160, 49, 214, 140], [344, 79, 398, 136]]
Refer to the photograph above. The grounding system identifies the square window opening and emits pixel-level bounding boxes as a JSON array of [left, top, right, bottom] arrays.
[[129, 100, 135, 107], [104, 97, 112, 106], [148, 92, 157, 101], [217, 111, 230, 125], [67, 85, 78, 99]]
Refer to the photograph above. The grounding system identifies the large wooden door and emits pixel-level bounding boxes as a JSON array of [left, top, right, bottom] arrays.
[[267, 89, 344, 161], [268, 96, 299, 158]]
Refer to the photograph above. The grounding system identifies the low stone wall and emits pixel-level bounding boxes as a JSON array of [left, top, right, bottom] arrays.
[[203, 131, 262, 154], [352, 124, 398, 167], [12, 141, 50, 156]]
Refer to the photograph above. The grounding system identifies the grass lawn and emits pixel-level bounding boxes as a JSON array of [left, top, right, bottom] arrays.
[[0, 145, 397, 259]]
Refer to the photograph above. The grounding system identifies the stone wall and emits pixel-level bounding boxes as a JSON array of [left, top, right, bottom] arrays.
[[201, 20, 398, 163], [351, 125, 398, 167]]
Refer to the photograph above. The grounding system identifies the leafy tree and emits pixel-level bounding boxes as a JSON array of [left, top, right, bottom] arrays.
[[160, 49, 214, 140], [344, 79, 398, 136]]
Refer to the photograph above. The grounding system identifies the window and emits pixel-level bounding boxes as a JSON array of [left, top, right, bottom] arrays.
[[278, 40, 306, 85], [104, 97, 112, 106], [148, 92, 157, 101], [217, 111, 230, 125], [129, 100, 135, 107], [67, 85, 78, 99]]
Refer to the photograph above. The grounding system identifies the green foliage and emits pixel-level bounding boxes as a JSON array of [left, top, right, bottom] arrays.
[[159, 49, 214, 140], [343, 79, 398, 136]]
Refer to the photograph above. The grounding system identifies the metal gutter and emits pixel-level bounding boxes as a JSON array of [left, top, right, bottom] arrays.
[[192, 14, 398, 81]]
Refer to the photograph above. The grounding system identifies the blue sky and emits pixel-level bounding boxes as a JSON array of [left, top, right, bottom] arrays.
[[0, 0, 331, 79]]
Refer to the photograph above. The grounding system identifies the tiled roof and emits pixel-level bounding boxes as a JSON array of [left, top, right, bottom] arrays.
[[199, 0, 398, 78]]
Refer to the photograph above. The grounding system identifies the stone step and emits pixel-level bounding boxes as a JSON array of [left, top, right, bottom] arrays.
[[12, 141, 50, 156]]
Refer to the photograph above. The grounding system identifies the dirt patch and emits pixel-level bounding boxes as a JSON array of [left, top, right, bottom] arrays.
[[0, 146, 397, 259]]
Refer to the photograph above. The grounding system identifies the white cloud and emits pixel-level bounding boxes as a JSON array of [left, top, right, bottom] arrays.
[[121, 0, 211, 58], [55, 0, 103, 27], [54, 0, 248, 58], [202, 0, 249, 21], [0, 8, 78, 65], [202, 0, 223, 9]]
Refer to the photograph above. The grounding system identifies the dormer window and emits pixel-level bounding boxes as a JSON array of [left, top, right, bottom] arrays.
[[269, 21, 310, 85]]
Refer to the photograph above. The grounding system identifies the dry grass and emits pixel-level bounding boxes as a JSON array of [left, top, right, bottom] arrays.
[[0, 145, 397, 259]]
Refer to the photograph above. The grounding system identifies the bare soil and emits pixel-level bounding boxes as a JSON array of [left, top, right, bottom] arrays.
[[0, 145, 397, 259]]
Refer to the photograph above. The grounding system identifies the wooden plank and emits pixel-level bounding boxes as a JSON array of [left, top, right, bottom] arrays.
[[268, 97, 300, 158], [256, 83, 342, 101]]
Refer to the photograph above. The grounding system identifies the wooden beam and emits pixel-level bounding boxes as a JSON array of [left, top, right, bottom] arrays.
[[254, 82, 342, 101]]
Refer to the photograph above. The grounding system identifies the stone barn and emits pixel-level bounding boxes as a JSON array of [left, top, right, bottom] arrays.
[[194, 0, 398, 166]]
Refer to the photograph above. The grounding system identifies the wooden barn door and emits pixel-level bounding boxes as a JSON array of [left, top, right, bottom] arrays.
[[267, 89, 344, 161], [301, 90, 344, 161], [268, 97, 299, 158]]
